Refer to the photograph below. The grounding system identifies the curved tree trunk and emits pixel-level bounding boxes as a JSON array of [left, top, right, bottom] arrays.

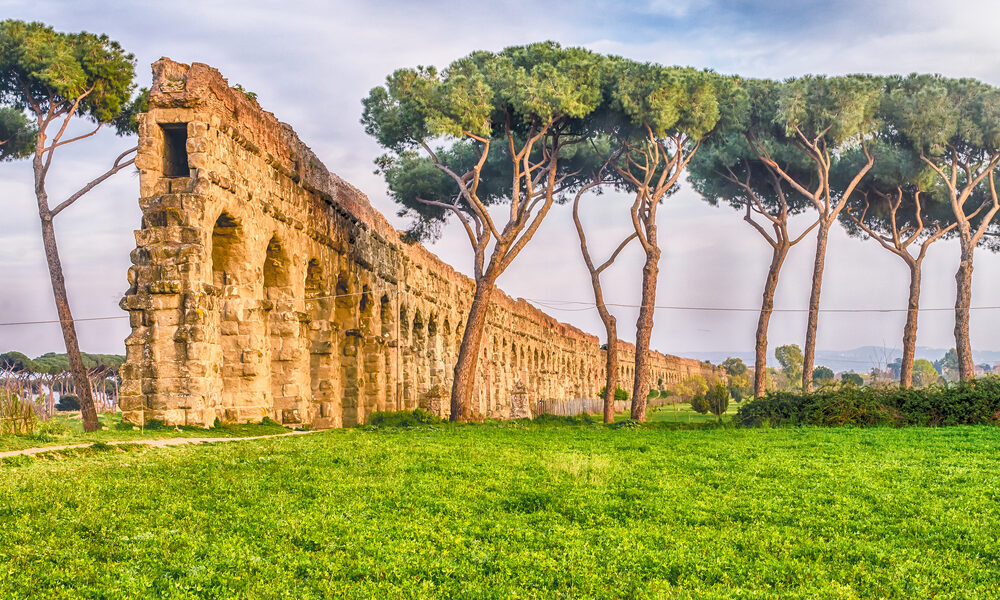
[[755, 242, 789, 397], [37, 215, 100, 431], [954, 234, 976, 381], [900, 260, 921, 389], [586, 263, 621, 424], [449, 277, 496, 421], [802, 220, 830, 393], [631, 245, 660, 422], [602, 321, 619, 425], [33, 157, 100, 432]]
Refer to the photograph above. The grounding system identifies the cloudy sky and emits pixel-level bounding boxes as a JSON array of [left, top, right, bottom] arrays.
[[4, 0, 1000, 361]]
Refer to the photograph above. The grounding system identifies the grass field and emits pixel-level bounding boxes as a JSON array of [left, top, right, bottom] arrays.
[[2, 421, 998, 598], [0, 413, 292, 452]]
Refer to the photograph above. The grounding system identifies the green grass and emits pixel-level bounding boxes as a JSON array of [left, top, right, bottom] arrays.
[[0, 413, 292, 452], [2, 423, 998, 598], [640, 401, 740, 425]]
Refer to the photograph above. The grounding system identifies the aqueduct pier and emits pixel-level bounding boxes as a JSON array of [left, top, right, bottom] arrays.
[[118, 58, 721, 428]]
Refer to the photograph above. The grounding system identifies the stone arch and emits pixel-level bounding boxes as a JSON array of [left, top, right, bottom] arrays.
[[211, 212, 242, 288], [357, 283, 381, 420], [263, 235, 300, 424], [379, 293, 398, 410], [209, 212, 249, 420], [397, 304, 409, 407], [380, 294, 393, 337], [359, 285, 373, 321], [305, 258, 337, 428], [335, 271, 361, 425], [410, 310, 428, 411]]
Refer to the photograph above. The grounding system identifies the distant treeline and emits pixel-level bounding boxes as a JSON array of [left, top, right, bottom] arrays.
[[1, 351, 125, 415]]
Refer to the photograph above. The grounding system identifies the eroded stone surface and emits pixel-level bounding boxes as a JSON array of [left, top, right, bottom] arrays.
[[119, 58, 723, 428]]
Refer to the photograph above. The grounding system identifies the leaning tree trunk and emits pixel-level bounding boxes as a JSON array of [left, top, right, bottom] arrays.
[[954, 233, 976, 381], [33, 154, 100, 432], [597, 304, 620, 425], [899, 260, 921, 389], [802, 220, 831, 393], [585, 259, 621, 424], [755, 243, 789, 397], [631, 244, 661, 422], [449, 276, 497, 422], [37, 215, 99, 431]]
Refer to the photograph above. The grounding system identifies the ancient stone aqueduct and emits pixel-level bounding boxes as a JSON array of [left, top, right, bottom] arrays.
[[118, 58, 721, 428]]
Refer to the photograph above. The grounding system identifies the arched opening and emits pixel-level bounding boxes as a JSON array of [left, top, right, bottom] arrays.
[[210, 213, 244, 418], [263, 236, 297, 424], [358, 283, 380, 420], [212, 213, 241, 288], [399, 305, 413, 409], [380, 294, 397, 410], [412, 310, 426, 401], [305, 258, 337, 428], [335, 273, 360, 426]]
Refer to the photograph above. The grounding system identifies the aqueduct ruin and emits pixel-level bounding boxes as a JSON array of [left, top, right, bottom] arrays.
[[118, 58, 721, 427]]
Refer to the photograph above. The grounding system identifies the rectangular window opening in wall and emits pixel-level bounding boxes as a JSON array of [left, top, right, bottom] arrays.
[[160, 123, 189, 177]]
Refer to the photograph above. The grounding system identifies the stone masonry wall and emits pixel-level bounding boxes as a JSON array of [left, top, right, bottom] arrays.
[[119, 58, 723, 428]]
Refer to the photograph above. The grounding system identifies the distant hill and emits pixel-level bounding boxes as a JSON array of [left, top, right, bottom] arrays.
[[682, 346, 1000, 374]]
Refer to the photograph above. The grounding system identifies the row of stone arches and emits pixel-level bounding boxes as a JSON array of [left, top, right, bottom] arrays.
[[205, 208, 630, 425]]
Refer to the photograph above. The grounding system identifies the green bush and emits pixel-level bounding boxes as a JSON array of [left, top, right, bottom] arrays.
[[55, 394, 79, 412], [367, 409, 442, 428], [734, 375, 1000, 428], [706, 382, 730, 417], [598, 386, 629, 402], [690, 394, 709, 414]]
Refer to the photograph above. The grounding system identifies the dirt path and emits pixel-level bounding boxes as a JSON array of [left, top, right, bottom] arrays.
[[0, 430, 318, 459]]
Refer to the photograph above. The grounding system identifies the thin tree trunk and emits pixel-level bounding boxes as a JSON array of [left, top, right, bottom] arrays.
[[900, 260, 921, 388], [955, 233, 976, 381], [802, 220, 830, 393], [631, 244, 660, 422], [46, 376, 55, 418], [596, 297, 619, 425], [449, 277, 497, 422], [573, 192, 629, 425], [755, 242, 789, 397], [33, 158, 100, 432]]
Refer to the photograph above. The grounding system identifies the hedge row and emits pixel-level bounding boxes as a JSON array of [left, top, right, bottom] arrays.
[[734, 376, 1000, 428]]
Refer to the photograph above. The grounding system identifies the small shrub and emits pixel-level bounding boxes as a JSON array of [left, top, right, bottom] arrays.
[[55, 394, 80, 412], [689, 394, 709, 415], [367, 409, 442, 428], [598, 386, 629, 402], [706, 382, 730, 417]]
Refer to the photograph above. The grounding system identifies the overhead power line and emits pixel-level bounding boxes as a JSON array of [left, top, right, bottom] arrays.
[[525, 298, 1000, 314], [1, 293, 997, 328]]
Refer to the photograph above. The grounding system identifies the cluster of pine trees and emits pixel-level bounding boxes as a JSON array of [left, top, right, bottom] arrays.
[[363, 43, 1000, 422]]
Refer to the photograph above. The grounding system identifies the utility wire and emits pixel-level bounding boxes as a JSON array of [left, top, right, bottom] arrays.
[[2, 292, 997, 327], [525, 298, 999, 314]]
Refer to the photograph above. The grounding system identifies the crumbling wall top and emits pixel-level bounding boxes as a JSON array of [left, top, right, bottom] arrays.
[[149, 57, 387, 234]]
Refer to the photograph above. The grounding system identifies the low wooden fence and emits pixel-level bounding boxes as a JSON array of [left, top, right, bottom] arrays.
[[530, 396, 683, 418]]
